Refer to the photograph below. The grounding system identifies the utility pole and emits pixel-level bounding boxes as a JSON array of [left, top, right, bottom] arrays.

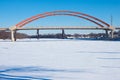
[[111, 15, 113, 26], [110, 15, 114, 38]]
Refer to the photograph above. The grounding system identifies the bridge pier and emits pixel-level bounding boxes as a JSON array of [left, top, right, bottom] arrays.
[[62, 29, 66, 39], [104, 29, 114, 39], [110, 30, 114, 38], [11, 30, 15, 42], [14, 30, 17, 41], [37, 29, 40, 39], [105, 30, 109, 38]]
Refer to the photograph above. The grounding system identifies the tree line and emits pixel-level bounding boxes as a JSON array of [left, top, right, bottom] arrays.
[[0, 31, 29, 39]]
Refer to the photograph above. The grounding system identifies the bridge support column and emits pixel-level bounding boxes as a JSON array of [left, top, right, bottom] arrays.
[[110, 30, 114, 38], [11, 30, 15, 42], [37, 29, 40, 39], [105, 30, 109, 38], [62, 29, 66, 39], [14, 30, 17, 41]]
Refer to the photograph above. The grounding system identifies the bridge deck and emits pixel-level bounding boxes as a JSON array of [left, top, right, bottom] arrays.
[[0, 27, 120, 31], [16, 27, 111, 30]]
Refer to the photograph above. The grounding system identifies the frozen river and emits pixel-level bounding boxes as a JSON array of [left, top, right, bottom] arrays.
[[0, 39, 120, 80]]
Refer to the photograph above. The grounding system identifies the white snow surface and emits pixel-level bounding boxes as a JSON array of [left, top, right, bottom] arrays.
[[0, 39, 120, 80]]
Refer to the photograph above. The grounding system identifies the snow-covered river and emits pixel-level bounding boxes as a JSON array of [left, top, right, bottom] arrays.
[[0, 39, 120, 80]]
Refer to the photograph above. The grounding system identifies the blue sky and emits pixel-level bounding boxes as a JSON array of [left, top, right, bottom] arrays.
[[0, 0, 120, 31]]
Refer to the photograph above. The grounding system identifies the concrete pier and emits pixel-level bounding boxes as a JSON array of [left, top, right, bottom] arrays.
[[62, 29, 66, 39], [105, 30, 109, 38], [111, 30, 114, 38], [37, 29, 40, 39], [11, 30, 15, 42]]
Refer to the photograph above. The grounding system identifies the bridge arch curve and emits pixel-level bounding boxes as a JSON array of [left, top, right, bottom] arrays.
[[15, 10, 111, 29]]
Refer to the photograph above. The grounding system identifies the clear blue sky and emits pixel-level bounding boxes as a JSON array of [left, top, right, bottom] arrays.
[[0, 0, 120, 29]]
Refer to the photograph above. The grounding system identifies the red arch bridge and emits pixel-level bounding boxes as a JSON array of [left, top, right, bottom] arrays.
[[0, 10, 118, 41]]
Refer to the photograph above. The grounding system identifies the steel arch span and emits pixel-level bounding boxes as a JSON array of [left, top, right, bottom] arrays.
[[14, 10, 113, 29]]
